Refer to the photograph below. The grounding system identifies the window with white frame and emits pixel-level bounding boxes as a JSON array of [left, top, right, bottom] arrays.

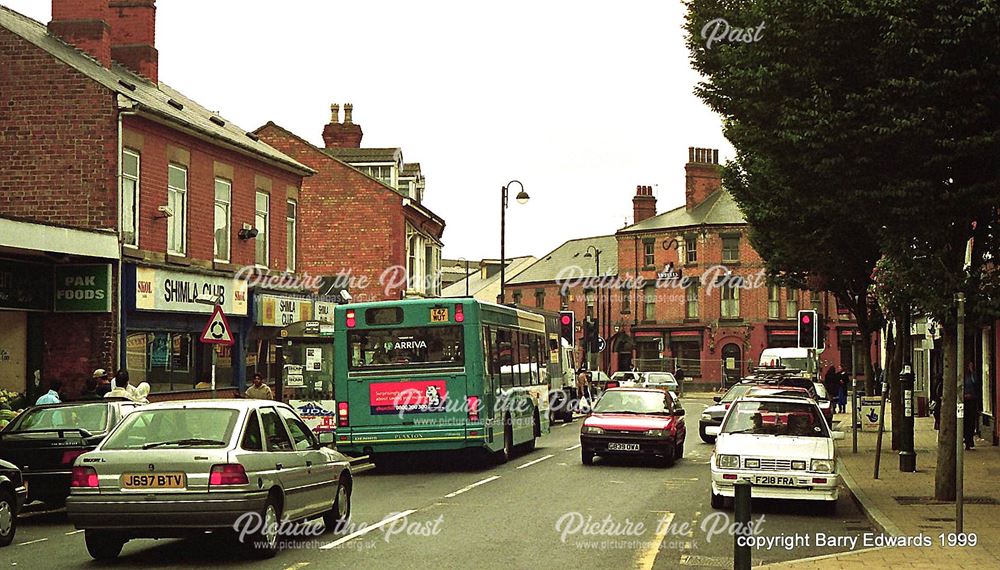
[[686, 283, 699, 319], [286, 200, 297, 272], [255, 191, 269, 267], [214, 178, 231, 262], [768, 284, 780, 319], [685, 236, 697, 263], [167, 164, 187, 255], [121, 149, 140, 247], [721, 282, 740, 318], [785, 288, 798, 319]]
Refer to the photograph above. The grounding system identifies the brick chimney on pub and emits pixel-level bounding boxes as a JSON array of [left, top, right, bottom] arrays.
[[685, 147, 721, 210], [322, 103, 364, 148], [48, 0, 159, 83], [632, 185, 656, 224]]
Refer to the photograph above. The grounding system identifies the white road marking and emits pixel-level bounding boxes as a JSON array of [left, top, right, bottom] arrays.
[[444, 475, 501, 498], [635, 511, 674, 570], [64, 529, 84, 535], [565, 443, 582, 451], [320, 510, 417, 550], [284, 563, 311, 570], [17, 538, 48, 546], [516, 454, 554, 469]]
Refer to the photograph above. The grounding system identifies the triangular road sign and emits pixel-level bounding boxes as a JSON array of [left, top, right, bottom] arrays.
[[200, 305, 234, 345]]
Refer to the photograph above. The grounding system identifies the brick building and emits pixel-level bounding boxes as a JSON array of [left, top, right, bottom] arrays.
[[508, 147, 878, 388], [0, 1, 312, 399], [256, 104, 445, 301]]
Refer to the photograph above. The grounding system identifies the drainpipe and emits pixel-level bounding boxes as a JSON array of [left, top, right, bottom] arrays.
[[116, 94, 139, 370]]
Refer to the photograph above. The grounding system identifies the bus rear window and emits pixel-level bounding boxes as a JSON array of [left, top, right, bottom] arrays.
[[365, 307, 404, 325], [349, 326, 464, 370]]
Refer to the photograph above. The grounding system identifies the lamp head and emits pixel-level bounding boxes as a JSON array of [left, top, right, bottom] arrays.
[[515, 190, 530, 205]]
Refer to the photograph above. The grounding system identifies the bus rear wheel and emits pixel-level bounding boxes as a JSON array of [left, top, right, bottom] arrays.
[[496, 416, 514, 464]]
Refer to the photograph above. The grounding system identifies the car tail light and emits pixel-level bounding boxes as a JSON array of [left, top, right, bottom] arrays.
[[209, 464, 249, 486], [455, 304, 464, 323], [338, 402, 349, 427], [606, 381, 619, 389], [467, 396, 479, 422], [61, 450, 87, 465], [346, 310, 356, 328], [71, 466, 99, 488]]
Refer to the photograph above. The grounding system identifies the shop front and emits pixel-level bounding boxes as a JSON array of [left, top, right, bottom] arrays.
[[123, 264, 248, 396], [249, 290, 337, 389]]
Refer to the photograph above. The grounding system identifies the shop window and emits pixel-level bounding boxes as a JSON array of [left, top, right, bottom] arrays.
[[126, 331, 235, 393]]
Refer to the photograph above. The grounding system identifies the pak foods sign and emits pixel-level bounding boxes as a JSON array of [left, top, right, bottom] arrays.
[[54, 264, 112, 313], [135, 267, 248, 315]]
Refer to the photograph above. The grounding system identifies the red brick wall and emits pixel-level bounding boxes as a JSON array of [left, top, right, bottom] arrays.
[[256, 123, 406, 301], [0, 26, 118, 230], [125, 116, 302, 269]]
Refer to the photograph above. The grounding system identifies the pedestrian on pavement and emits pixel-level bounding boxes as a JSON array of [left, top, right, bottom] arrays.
[[837, 368, 849, 413], [79, 376, 102, 400], [963, 362, 980, 450], [931, 373, 943, 430], [245, 373, 274, 399], [674, 367, 685, 385], [35, 379, 62, 405], [92, 368, 112, 397], [824, 366, 840, 409]]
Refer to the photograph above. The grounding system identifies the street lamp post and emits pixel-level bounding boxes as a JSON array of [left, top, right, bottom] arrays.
[[455, 258, 471, 297], [584, 245, 602, 370], [499, 180, 529, 304]]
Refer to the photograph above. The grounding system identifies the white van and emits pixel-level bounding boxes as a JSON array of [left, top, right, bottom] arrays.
[[758, 348, 820, 378]]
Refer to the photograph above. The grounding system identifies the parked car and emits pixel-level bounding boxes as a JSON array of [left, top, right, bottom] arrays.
[[607, 371, 641, 389], [699, 382, 756, 443], [0, 399, 141, 507], [0, 458, 27, 547], [812, 382, 835, 425], [580, 388, 686, 467], [641, 372, 679, 393], [66, 399, 353, 560], [707, 395, 843, 513]]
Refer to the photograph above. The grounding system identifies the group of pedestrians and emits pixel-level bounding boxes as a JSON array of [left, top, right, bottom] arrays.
[[822, 365, 850, 414], [34, 368, 150, 406]]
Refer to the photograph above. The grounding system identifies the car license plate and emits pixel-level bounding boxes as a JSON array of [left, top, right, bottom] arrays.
[[608, 442, 640, 452], [121, 472, 186, 489], [430, 308, 449, 322], [753, 475, 796, 486]]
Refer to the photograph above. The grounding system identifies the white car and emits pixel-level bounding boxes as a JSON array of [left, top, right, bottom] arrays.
[[707, 395, 843, 513]]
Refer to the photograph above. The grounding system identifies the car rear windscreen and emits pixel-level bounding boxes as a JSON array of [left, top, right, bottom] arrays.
[[14, 404, 109, 433], [102, 408, 239, 450]]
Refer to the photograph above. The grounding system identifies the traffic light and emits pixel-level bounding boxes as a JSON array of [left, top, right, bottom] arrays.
[[559, 310, 575, 347], [797, 310, 818, 349]]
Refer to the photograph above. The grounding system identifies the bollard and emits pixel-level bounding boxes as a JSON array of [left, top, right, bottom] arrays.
[[734, 480, 751, 570]]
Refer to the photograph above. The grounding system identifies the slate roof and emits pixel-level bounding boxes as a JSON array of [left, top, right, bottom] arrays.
[[442, 256, 537, 298], [322, 147, 402, 164], [618, 188, 746, 234], [402, 163, 421, 176], [0, 5, 312, 176], [508, 235, 619, 285]]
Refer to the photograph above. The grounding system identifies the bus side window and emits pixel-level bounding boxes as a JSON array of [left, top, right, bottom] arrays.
[[527, 333, 538, 385], [511, 330, 522, 387], [497, 328, 513, 388]]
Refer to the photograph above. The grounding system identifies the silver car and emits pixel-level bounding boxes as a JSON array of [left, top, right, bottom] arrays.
[[66, 399, 353, 560]]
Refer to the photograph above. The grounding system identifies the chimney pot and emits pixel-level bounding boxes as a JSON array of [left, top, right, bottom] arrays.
[[685, 147, 722, 210], [322, 103, 363, 148], [344, 103, 354, 124], [330, 103, 340, 124]]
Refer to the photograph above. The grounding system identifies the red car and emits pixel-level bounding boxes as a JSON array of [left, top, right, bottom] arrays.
[[580, 388, 686, 467]]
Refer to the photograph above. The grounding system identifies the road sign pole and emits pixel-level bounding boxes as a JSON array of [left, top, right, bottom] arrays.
[[956, 292, 965, 534]]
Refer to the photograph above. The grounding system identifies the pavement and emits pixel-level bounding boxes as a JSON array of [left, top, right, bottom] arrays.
[[763, 405, 1000, 569], [4, 397, 869, 569]]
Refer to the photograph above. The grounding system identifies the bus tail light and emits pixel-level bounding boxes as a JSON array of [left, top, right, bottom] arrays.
[[338, 402, 349, 427], [71, 466, 99, 488], [467, 396, 479, 422], [209, 464, 249, 486], [455, 304, 464, 323], [346, 310, 356, 328]]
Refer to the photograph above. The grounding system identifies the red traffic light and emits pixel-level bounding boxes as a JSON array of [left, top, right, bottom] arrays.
[[801, 314, 811, 324], [560, 314, 571, 325]]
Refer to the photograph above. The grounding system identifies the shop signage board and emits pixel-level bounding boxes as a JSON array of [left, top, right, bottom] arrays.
[[54, 264, 112, 312], [135, 267, 248, 315], [257, 295, 313, 327]]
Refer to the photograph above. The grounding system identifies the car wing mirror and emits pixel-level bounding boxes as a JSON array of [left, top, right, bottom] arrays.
[[831, 430, 845, 440], [673, 408, 685, 417], [317, 431, 335, 447], [705, 426, 721, 436], [713, 396, 722, 403]]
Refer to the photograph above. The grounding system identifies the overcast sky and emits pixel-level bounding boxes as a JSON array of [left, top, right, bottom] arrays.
[[6, 0, 733, 261]]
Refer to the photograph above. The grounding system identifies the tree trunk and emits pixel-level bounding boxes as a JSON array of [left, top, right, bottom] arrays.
[[935, 323, 957, 501]]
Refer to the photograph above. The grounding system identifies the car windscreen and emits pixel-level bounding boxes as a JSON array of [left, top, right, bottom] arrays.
[[101, 408, 240, 450], [348, 326, 464, 370], [13, 404, 109, 433], [721, 400, 828, 437], [645, 373, 676, 385], [593, 391, 670, 414], [721, 384, 754, 403]]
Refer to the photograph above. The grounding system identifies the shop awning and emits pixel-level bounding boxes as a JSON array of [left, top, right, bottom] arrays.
[[0, 217, 119, 259]]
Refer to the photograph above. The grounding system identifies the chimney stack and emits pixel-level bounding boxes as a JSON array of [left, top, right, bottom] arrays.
[[632, 185, 657, 224], [685, 147, 721, 210], [48, 0, 112, 67], [322, 102, 363, 148], [107, 0, 158, 83]]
